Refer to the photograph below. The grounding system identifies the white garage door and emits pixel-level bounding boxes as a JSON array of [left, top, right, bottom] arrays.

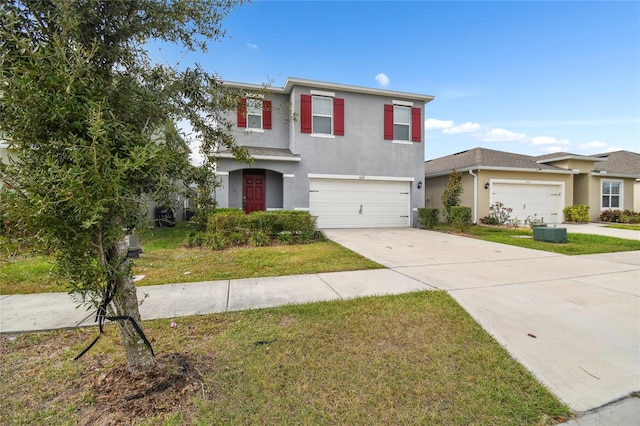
[[491, 181, 563, 224], [309, 178, 411, 228]]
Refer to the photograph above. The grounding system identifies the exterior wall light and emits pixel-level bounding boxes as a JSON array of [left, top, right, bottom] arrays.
[[484, 182, 490, 189], [417, 180, 423, 189]]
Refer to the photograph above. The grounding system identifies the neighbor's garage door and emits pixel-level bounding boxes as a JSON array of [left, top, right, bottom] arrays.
[[309, 178, 410, 228], [491, 181, 563, 224]]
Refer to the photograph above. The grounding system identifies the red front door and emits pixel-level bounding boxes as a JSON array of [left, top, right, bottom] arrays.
[[243, 173, 265, 213]]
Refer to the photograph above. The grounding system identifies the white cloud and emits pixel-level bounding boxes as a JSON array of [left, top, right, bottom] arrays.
[[476, 128, 526, 142], [246, 43, 259, 50], [542, 146, 566, 154], [443, 122, 481, 134], [424, 118, 454, 130], [579, 140, 607, 150], [375, 73, 390, 87], [530, 136, 570, 146]]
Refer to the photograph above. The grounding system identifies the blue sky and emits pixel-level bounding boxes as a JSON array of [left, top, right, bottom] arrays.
[[151, 0, 639, 160]]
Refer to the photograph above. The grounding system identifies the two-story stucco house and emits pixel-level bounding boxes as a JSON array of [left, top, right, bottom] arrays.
[[212, 78, 434, 228]]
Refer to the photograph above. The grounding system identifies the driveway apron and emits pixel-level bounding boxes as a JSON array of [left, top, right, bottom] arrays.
[[323, 228, 640, 413]]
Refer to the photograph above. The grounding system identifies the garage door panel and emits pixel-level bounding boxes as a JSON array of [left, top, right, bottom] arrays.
[[309, 179, 410, 228], [492, 182, 563, 224]]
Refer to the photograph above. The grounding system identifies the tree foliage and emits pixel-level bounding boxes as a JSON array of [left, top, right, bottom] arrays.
[[0, 0, 248, 372], [441, 169, 463, 223]]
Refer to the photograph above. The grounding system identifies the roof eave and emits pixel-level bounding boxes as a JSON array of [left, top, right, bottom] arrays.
[[214, 152, 301, 163], [537, 155, 606, 164], [425, 166, 578, 178], [591, 171, 640, 179], [283, 77, 435, 103]]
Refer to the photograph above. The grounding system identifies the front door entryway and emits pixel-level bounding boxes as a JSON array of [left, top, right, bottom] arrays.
[[243, 171, 265, 213]]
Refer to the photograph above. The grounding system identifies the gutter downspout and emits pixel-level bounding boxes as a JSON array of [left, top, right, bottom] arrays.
[[468, 170, 478, 224]]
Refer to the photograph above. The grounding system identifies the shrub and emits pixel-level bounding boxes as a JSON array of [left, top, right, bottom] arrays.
[[507, 218, 521, 228], [213, 208, 243, 215], [599, 209, 622, 223], [417, 208, 439, 229], [204, 210, 321, 248], [250, 230, 270, 247], [205, 233, 226, 250], [450, 206, 472, 232], [563, 205, 590, 222], [524, 214, 545, 228], [600, 209, 640, 224], [480, 202, 512, 226], [441, 169, 463, 222], [621, 212, 640, 224]]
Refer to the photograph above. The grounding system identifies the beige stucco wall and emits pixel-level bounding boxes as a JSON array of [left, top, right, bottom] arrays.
[[426, 170, 574, 223], [586, 175, 637, 220], [635, 181, 640, 212], [424, 174, 449, 221]]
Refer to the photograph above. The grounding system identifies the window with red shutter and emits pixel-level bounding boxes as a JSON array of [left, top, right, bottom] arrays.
[[384, 104, 394, 140], [411, 107, 421, 142], [263, 100, 272, 130], [237, 97, 247, 128], [333, 98, 344, 136], [301, 94, 312, 133]]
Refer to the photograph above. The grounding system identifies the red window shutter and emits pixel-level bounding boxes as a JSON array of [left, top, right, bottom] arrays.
[[263, 100, 272, 130], [411, 107, 422, 142], [237, 97, 247, 128], [333, 98, 344, 136], [384, 104, 394, 140], [301, 94, 312, 133]]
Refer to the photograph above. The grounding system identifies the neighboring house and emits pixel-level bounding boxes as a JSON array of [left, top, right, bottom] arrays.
[[212, 77, 434, 228], [424, 147, 640, 224]]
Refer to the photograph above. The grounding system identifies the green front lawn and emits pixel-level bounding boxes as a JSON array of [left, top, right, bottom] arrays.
[[0, 223, 383, 295], [605, 223, 640, 231], [433, 224, 640, 255], [0, 291, 571, 425]]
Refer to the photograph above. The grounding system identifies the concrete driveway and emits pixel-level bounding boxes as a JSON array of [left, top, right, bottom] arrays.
[[323, 228, 640, 413]]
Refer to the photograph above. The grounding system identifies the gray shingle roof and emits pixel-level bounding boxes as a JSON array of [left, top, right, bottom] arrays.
[[425, 148, 640, 178], [424, 147, 565, 176], [591, 151, 640, 176]]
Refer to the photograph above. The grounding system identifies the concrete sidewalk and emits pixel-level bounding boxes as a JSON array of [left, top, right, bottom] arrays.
[[0, 268, 433, 333], [1, 225, 639, 424]]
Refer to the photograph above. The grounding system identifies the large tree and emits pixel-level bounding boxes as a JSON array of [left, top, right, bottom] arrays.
[[0, 0, 248, 372]]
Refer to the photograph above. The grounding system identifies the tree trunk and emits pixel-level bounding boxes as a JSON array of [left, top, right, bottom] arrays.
[[109, 236, 156, 373]]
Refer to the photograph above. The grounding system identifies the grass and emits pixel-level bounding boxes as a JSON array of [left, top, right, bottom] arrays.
[[0, 222, 383, 295], [604, 223, 640, 231], [0, 291, 571, 425], [433, 224, 640, 255]]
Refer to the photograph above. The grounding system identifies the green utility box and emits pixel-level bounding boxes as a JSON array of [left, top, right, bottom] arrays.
[[533, 227, 567, 244]]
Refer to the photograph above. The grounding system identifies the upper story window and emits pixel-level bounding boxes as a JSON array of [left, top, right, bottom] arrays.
[[384, 101, 422, 143], [237, 97, 272, 130], [312, 96, 333, 134], [601, 180, 622, 210], [393, 105, 411, 141], [246, 98, 263, 129], [300, 93, 344, 136]]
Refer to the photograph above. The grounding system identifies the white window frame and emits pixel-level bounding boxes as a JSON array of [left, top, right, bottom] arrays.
[[311, 95, 333, 136], [601, 179, 623, 210], [246, 97, 263, 130], [393, 105, 411, 142]]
